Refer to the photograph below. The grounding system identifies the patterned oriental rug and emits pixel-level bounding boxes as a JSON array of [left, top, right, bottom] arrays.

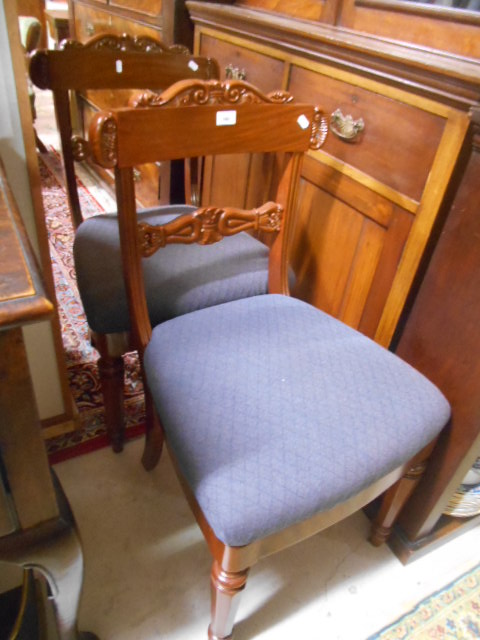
[[39, 150, 145, 463], [368, 563, 480, 639]]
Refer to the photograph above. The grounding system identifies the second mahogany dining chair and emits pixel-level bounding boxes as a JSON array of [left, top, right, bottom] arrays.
[[29, 33, 220, 229], [29, 34, 244, 453], [87, 79, 450, 638]]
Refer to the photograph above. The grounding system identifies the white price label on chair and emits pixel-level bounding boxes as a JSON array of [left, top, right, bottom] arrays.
[[216, 110, 237, 126], [115, 59, 123, 74], [297, 114, 310, 130], [188, 60, 199, 71]]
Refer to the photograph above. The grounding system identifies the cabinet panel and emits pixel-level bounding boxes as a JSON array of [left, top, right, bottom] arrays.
[[395, 145, 480, 541], [288, 65, 445, 203], [350, 6, 480, 60], [290, 156, 414, 337], [109, 0, 163, 17]]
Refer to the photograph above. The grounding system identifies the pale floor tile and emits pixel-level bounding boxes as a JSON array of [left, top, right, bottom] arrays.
[[54, 438, 480, 640]]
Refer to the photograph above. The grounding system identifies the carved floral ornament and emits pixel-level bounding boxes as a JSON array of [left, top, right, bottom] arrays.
[[137, 202, 283, 257], [130, 80, 295, 108]]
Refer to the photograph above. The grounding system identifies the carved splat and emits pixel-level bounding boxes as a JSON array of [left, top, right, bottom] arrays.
[[137, 202, 283, 257], [61, 33, 189, 55]]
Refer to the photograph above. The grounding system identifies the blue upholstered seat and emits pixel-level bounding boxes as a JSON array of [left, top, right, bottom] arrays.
[[144, 294, 450, 547], [73, 206, 270, 335]]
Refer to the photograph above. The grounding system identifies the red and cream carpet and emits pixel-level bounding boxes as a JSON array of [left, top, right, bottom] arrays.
[[368, 562, 480, 639], [39, 150, 145, 463]]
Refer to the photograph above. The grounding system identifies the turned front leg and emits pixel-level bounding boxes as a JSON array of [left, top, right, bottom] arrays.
[[208, 562, 249, 640], [370, 459, 428, 546], [141, 386, 164, 471]]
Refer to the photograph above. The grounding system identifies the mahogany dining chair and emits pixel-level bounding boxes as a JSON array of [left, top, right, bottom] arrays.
[[86, 78, 450, 638]]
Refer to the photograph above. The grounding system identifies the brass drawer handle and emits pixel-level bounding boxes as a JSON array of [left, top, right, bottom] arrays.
[[225, 64, 246, 81], [133, 168, 142, 182], [86, 23, 95, 36], [330, 108, 364, 142]]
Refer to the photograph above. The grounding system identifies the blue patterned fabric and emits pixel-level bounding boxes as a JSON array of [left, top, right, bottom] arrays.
[[144, 294, 450, 547], [73, 206, 270, 334]]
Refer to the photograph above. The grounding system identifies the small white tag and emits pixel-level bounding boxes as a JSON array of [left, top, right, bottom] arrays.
[[115, 59, 123, 74], [188, 60, 199, 71], [297, 114, 310, 130], [216, 110, 237, 126]]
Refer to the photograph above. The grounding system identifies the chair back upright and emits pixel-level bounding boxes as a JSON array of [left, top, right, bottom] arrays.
[[28, 33, 220, 228], [87, 79, 327, 354]]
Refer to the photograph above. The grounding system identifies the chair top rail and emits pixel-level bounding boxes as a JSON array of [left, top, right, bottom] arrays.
[[29, 34, 219, 91], [88, 80, 327, 168]]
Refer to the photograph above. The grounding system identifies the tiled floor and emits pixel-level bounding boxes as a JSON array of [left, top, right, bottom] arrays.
[[22, 87, 480, 639]]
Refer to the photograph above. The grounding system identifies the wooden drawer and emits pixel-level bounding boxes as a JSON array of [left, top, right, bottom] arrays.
[[73, 3, 161, 43], [288, 65, 446, 203], [198, 33, 286, 92]]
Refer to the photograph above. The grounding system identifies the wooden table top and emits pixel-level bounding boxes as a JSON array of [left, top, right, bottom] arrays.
[[0, 158, 53, 330]]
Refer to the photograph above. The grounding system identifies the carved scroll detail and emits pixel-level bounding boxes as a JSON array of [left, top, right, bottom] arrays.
[[137, 201, 283, 257], [310, 108, 329, 150], [130, 80, 293, 109], [61, 34, 189, 55], [71, 135, 90, 162], [90, 114, 118, 168]]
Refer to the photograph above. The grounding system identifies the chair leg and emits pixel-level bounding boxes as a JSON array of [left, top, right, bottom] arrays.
[[141, 386, 164, 471], [97, 352, 125, 453], [208, 561, 249, 640], [369, 458, 429, 546], [34, 128, 48, 154]]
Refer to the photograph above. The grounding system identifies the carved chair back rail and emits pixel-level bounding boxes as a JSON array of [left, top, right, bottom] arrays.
[[29, 48, 220, 92], [91, 103, 321, 167]]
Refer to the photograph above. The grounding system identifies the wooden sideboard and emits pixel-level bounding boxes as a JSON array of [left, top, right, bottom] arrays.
[[67, 0, 193, 206], [187, 0, 480, 560]]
